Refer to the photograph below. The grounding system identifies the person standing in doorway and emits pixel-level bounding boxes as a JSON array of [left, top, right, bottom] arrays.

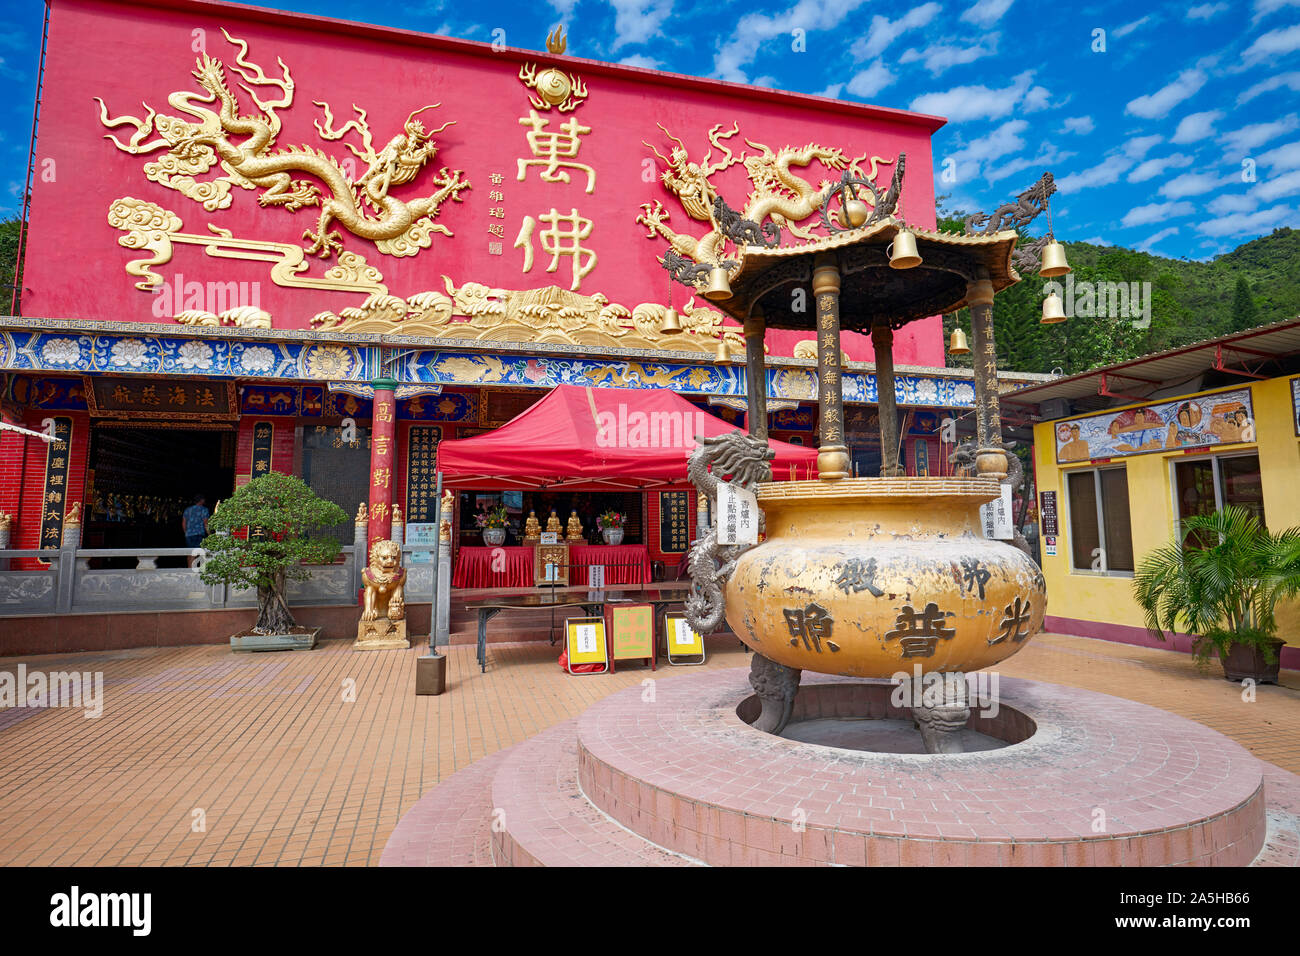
[[183, 494, 211, 567]]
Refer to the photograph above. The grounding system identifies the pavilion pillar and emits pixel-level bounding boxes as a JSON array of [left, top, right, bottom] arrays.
[[813, 254, 850, 480], [966, 278, 1008, 479], [368, 378, 398, 546], [871, 324, 905, 477], [744, 309, 768, 440]]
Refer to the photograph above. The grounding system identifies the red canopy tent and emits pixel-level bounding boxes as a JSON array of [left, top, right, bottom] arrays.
[[436, 384, 818, 489]]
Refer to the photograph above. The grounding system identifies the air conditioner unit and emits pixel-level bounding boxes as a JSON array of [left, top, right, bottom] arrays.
[[1039, 398, 1070, 420]]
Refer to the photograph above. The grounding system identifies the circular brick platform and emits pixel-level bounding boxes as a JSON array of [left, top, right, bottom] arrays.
[[575, 671, 1268, 866]]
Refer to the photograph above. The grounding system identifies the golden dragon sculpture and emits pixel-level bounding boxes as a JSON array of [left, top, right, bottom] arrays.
[[95, 29, 470, 260], [638, 122, 892, 264]]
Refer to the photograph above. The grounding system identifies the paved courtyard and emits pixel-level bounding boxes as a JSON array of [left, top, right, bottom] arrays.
[[0, 632, 1296, 866]]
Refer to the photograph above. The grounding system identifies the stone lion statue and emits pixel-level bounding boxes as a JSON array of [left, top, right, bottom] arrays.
[[362, 539, 406, 623]]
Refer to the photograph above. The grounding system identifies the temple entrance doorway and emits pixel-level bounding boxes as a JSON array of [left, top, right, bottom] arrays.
[[84, 425, 235, 561]]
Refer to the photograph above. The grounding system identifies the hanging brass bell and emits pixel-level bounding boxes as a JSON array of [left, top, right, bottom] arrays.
[[839, 197, 870, 229], [703, 264, 733, 300], [1040, 240, 1071, 277], [888, 229, 922, 269], [715, 336, 730, 363], [661, 307, 683, 334], [949, 327, 970, 354], [1041, 291, 1067, 324]]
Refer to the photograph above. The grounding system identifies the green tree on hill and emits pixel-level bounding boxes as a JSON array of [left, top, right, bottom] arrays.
[[1231, 276, 1260, 332]]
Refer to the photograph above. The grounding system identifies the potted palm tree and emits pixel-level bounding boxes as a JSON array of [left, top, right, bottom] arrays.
[[200, 472, 348, 651], [1133, 505, 1300, 684]]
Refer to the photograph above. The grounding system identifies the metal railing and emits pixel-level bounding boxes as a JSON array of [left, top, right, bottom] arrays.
[[0, 543, 442, 617]]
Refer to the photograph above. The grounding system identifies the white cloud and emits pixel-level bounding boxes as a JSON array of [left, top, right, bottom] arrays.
[[1022, 85, 1051, 112], [851, 4, 941, 60], [909, 70, 1038, 122], [1079, 236, 1113, 246], [618, 53, 662, 69], [1171, 110, 1224, 144], [608, 0, 673, 50], [1123, 135, 1164, 160], [1253, 0, 1300, 23], [1159, 171, 1227, 199], [985, 146, 1075, 184], [1114, 16, 1152, 38], [1057, 158, 1131, 193], [1122, 200, 1196, 227], [1187, 2, 1228, 18], [1064, 116, 1094, 135], [961, 0, 1015, 27], [1195, 203, 1297, 236], [1127, 153, 1194, 183], [1238, 71, 1300, 105], [1207, 192, 1260, 216], [1135, 226, 1179, 252], [1256, 168, 1300, 202], [1219, 114, 1300, 153], [1243, 24, 1300, 64], [713, 0, 871, 82], [818, 82, 845, 99], [845, 61, 896, 98], [1126, 69, 1208, 119], [1258, 140, 1300, 169], [941, 119, 1029, 183], [899, 34, 999, 75]]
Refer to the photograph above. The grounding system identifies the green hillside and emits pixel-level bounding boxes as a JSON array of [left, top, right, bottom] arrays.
[[938, 217, 1300, 376]]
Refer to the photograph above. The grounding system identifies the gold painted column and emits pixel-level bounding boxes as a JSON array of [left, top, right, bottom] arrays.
[[813, 254, 850, 480], [871, 324, 905, 477], [967, 277, 1007, 478], [744, 309, 768, 440]]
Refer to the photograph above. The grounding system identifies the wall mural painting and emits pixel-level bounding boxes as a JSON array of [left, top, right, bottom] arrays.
[[1055, 387, 1256, 464]]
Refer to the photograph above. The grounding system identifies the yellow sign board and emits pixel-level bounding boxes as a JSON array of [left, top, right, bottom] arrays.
[[664, 613, 705, 665], [608, 604, 655, 669], [565, 616, 608, 674]]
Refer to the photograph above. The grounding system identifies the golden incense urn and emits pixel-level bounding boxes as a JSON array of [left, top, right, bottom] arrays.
[[677, 167, 1063, 753]]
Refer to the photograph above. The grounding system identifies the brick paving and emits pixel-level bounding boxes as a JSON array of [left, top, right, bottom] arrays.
[[0, 631, 1295, 866]]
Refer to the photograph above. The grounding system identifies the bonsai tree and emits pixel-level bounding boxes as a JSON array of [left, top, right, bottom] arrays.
[[1133, 505, 1300, 668], [200, 472, 348, 634]]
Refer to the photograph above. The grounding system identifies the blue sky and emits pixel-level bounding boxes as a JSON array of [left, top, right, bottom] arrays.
[[2, 0, 1298, 259]]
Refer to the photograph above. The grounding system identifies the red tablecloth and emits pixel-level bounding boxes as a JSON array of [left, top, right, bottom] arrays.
[[452, 546, 535, 588], [569, 544, 652, 585]]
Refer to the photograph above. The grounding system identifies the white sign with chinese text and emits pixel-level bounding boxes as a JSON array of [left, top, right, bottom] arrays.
[[980, 485, 1014, 541], [405, 522, 438, 564], [716, 482, 758, 546], [588, 564, 605, 589], [673, 618, 698, 647], [574, 623, 599, 655]]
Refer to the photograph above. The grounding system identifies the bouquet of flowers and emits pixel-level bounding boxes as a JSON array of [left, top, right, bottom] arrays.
[[475, 504, 509, 529], [596, 510, 625, 531]]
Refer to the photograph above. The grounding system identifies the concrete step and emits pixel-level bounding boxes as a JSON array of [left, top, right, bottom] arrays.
[[378, 748, 509, 867], [489, 721, 699, 867]]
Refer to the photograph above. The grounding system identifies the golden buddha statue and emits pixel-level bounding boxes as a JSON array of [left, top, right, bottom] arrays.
[[524, 510, 542, 539], [546, 510, 562, 534], [566, 510, 584, 541]]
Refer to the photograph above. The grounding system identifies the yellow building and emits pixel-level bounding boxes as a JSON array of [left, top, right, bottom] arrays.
[[1013, 319, 1300, 670]]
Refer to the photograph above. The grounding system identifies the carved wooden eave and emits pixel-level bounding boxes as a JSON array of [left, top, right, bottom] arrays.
[[714, 222, 1022, 332]]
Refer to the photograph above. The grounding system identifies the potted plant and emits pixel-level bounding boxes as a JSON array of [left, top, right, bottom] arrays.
[[597, 510, 625, 546], [1133, 505, 1300, 684], [476, 504, 508, 546], [200, 472, 348, 651]]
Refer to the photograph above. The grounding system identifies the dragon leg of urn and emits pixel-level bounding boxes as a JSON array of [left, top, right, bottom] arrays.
[[749, 652, 802, 735], [912, 672, 970, 754], [683, 432, 773, 638]]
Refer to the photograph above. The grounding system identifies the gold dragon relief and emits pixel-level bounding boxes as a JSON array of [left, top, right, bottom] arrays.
[[638, 122, 895, 266], [309, 278, 748, 354], [96, 28, 470, 262]]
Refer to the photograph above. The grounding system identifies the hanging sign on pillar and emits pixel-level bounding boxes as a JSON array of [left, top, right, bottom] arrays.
[[980, 485, 1014, 540], [716, 482, 758, 546], [368, 378, 398, 546]]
